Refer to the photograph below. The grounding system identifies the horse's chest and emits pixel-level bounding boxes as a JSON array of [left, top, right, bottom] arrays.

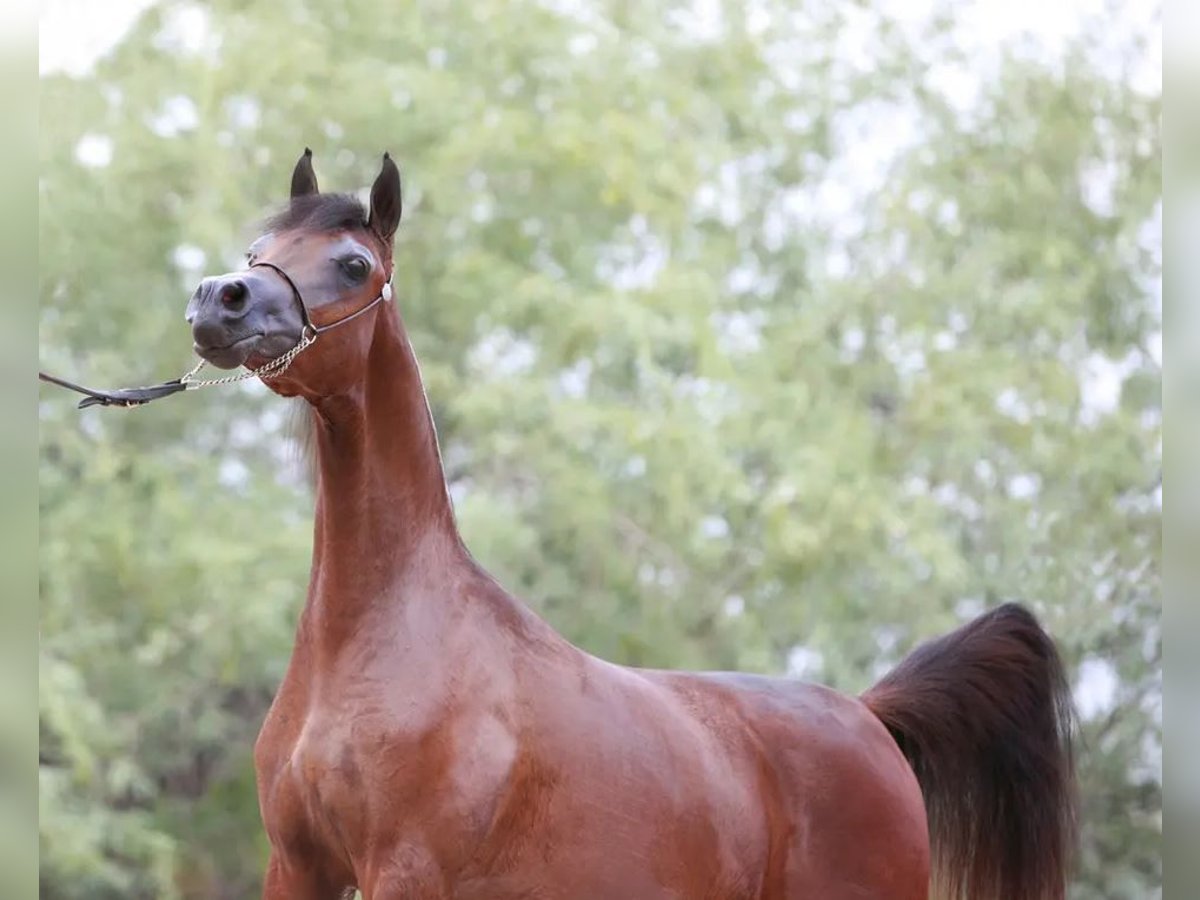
[[261, 696, 520, 875], [256, 709, 364, 856]]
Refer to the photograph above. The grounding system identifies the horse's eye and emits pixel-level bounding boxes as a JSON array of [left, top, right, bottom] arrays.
[[341, 257, 370, 281]]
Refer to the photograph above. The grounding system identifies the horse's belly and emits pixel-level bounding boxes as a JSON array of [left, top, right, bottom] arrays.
[[452, 764, 766, 900], [454, 869, 693, 900], [453, 829, 763, 900]]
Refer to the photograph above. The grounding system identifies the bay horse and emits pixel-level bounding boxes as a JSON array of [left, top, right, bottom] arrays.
[[186, 149, 1077, 899]]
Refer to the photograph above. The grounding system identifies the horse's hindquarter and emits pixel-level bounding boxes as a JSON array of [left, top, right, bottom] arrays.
[[674, 672, 930, 899]]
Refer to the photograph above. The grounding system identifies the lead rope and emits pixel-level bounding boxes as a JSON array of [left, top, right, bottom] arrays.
[[40, 273, 392, 409]]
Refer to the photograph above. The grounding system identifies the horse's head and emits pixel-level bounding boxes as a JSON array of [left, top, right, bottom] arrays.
[[186, 149, 402, 398]]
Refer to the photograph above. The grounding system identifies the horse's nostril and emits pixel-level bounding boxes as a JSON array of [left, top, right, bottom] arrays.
[[220, 280, 248, 307]]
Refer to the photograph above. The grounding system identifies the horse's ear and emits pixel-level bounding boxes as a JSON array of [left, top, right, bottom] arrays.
[[368, 152, 402, 243], [290, 148, 319, 199]]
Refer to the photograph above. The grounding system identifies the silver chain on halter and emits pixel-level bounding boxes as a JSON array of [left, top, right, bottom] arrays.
[[179, 326, 317, 390]]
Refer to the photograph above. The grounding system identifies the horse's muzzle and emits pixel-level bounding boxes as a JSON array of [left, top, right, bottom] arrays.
[[186, 271, 302, 369]]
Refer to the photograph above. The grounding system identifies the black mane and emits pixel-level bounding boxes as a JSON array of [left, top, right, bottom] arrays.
[[264, 192, 368, 235]]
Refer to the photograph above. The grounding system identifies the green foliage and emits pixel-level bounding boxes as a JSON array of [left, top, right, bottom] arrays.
[[40, 1, 1160, 896]]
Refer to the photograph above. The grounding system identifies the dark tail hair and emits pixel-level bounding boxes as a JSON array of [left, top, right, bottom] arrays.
[[862, 602, 1079, 900]]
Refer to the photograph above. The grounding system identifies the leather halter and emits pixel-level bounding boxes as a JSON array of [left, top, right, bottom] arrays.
[[249, 260, 392, 337], [39, 262, 393, 409]]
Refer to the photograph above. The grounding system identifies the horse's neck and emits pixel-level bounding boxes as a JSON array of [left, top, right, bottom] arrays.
[[302, 309, 467, 651]]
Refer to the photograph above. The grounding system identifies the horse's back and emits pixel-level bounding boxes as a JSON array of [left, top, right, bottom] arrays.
[[648, 669, 930, 899]]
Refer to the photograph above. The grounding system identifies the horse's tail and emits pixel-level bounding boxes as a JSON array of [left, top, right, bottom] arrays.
[[861, 602, 1078, 900]]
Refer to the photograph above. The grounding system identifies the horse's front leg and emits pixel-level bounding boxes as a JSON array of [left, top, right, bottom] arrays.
[[359, 843, 448, 900], [262, 851, 352, 900]]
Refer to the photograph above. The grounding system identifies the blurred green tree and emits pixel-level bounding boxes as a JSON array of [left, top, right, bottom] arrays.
[[39, 0, 1160, 897]]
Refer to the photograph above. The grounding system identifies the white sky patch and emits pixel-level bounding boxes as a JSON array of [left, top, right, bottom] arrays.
[[622, 456, 647, 479], [995, 387, 1033, 423], [237, 378, 269, 397], [932, 329, 957, 352], [468, 329, 538, 379], [225, 95, 261, 131], [824, 247, 851, 280], [932, 480, 983, 519], [557, 358, 593, 399], [568, 32, 598, 56], [1079, 350, 1143, 425], [218, 457, 250, 490], [667, 0, 725, 44], [1147, 331, 1162, 367], [1007, 472, 1041, 501], [954, 595, 985, 619], [712, 310, 766, 355], [1079, 157, 1120, 218], [470, 197, 496, 225], [40, 0, 1161, 105], [229, 418, 263, 449], [962, 0, 1089, 48], [597, 215, 669, 292], [79, 409, 104, 440], [40, 0, 160, 76], [1075, 655, 1119, 720], [260, 407, 286, 434], [839, 326, 865, 363], [153, 3, 218, 58], [147, 95, 200, 138], [726, 264, 758, 295], [74, 133, 113, 168], [171, 243, 206, 273], [925, 60, 984, 117], [885, 337, 927, 381], [787, 645, 824, 679], [907, 0, 1159, 98], [973, 458, 997, 487], [1138, 200, 1164, 326]]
